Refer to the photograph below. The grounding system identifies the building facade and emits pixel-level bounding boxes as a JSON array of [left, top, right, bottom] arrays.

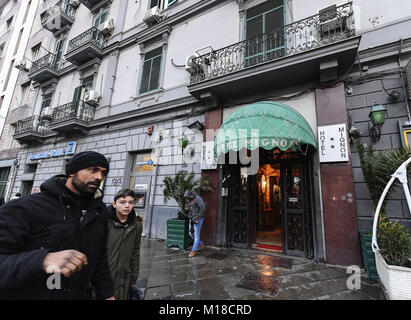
[[1, 0, 411, 266]]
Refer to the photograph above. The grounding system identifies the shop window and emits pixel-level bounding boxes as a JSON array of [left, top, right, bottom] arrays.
[[131, 153, 154, 173], [24, 163, 37, 174], [0, 167, 10, 197], [21, 180, 33, 196], [139, 47, 162, 94]]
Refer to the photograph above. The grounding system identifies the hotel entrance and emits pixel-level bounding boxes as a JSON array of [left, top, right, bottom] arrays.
[[216, 101, 317, 259], [223, 149, 314, 258]]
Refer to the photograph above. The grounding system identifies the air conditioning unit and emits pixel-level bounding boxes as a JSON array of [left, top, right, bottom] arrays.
[[185, 54, 204, 75], [100, 19, 114, 36], [41, 107, 53, 119], [318, 4, 345, 38], [84, 90, 100, 106], [14, 59, 28, 72], [69, 0, 80, 8], [143, 6, 161, 26]]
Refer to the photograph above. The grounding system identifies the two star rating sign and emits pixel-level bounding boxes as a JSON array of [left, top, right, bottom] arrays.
[[318, 123, 349, 163]]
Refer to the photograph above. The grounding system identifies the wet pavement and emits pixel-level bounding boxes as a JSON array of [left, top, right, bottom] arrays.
[[136, 238, 384, 300]]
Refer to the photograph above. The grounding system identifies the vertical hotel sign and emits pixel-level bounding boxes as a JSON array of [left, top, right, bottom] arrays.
[[318, 124, 349, 163]]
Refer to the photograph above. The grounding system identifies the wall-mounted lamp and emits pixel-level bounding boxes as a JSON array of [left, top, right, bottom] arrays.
[[187, 120, 204, 131], [178, 135, 189, 151], [369, 104, 387, 142], [261, 174, 266, 193]]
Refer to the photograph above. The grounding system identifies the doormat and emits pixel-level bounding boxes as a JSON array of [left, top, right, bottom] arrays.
[[236, 272, 282, 296], [257, 244, 282, 251]]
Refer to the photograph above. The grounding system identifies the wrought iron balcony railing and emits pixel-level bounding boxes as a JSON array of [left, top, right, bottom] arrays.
[[15, 116, 50, 135], [67, 27, 104, 53], [51, 101, 95, 123], [41, 0, 76, 22], [29, 53, 70, 74], [189, 2, 354, 85]]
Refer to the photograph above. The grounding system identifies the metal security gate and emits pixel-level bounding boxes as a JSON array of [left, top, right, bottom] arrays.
[[226, 165, 253, 248], [281, 159, 313, 257]]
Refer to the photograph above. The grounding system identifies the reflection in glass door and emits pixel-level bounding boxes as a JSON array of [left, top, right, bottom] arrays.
[[282, 162, 306, 256]]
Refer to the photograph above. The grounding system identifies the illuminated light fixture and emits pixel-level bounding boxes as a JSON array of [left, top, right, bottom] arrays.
[[369, 104, 387, 142], [261, 174, 267, 193]]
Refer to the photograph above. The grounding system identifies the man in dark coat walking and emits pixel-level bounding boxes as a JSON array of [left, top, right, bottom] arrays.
[[0, 151, 115, 300]]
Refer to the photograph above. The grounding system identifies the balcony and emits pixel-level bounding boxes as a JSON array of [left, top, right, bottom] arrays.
[[78, 0, 111, 11], [49, 101, 95, 135], [13, 116, 50, 145], [41, 0, 76, 36], [187, 2, 360, 101], [65, 27, 104, 65], [27, 53, 67, 83]]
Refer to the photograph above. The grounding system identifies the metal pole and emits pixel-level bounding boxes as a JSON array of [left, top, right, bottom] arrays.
[[148, 163, 158, 239]]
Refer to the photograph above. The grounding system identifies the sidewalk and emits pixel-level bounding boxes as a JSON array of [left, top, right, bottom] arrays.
[[136, 238, 383, 300]]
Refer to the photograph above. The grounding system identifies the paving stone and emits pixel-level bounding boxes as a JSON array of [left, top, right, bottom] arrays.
[[147, 274, 171, 288], [199, 286, 231, 300], [171, 271, 195, 284], [193, 269, 216, 279], [172, 291, 202, 300], [172, 280, 200, 295], [171, 265, 193, 275], [144, 285, 172, 300]]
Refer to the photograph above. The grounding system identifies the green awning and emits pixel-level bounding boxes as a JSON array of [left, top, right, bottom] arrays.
[[215, 101, 317, 157]]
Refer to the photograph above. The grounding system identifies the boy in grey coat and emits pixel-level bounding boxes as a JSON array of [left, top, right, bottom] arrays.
[[184, 190, 206, 257]]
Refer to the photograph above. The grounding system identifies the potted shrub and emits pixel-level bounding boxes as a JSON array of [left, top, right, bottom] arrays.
[[163, 170, 213, 250], [356, 142, 411, 281], [371, 156, 411, 299]]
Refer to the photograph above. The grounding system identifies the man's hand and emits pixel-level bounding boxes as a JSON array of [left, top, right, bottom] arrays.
[[106, 296, 116, 300], [43, 249, 88, 278]]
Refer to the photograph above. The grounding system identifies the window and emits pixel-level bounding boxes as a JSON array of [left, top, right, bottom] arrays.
[[20, 83, 30, 106], [40, 92, 53, 112], [139, 47, 162, 94], [149, 0, 177, 10], [31, 43, 41, 62], [3, 59, 14, 92], [245, 0, 285, 64], [53, 37, 66, 69], [6, 17, 13, 30], [22, 1, 31, 24], [0, 167, 10, 197], [13, 28, 23, 56]]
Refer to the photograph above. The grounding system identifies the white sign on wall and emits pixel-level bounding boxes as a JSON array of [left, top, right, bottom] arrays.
[[318, 123, 349, 163], [201, 141, 217, 170]]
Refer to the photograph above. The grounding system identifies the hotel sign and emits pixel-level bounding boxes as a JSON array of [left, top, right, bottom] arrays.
[[29, 141, 77, 161], [318, 124, 349, 163]]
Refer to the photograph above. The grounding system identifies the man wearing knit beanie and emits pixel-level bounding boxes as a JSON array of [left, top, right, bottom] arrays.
[[65, 151, 110, 196], [0, 150, 115, 300]]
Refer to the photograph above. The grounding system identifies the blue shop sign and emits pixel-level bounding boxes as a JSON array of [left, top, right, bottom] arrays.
[[29, 141, 77, 161]]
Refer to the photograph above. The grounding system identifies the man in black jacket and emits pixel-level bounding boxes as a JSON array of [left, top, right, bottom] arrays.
[[0, 151, 115, 300]]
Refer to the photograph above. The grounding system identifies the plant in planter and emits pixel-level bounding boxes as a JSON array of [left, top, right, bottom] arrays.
[[369, 153, 411, 299], [356, 141, 411, 280], [163, 170, 214, 250]]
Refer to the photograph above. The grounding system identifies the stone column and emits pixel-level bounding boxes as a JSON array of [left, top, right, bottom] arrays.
[[315, 83, 362, 266], [200, 107, 222, 246]]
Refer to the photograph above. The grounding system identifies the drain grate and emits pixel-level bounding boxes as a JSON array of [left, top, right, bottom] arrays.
[[257, 255, 293, 269], [206, 252, 229, 260], [236, 272, 282, 296]]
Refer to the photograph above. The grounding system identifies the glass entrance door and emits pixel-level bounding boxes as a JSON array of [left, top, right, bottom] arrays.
[[281, 161, 306, 257]]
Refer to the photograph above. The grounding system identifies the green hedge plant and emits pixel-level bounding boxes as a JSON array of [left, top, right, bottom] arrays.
[[377, 218, 411, 267]]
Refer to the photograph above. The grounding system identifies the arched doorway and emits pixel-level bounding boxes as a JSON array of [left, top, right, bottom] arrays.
[[216, 101, 317, 258]]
